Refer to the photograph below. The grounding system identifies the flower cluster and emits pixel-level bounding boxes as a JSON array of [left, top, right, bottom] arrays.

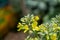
[[17, 14, 39, 33], [17, 14, 60, 40]]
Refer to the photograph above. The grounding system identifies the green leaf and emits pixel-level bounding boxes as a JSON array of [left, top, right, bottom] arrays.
[[0, 18, 5, 24]]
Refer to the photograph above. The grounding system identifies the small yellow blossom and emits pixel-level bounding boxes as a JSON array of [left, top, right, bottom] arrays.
[[32, 21, 38, 27], [35, 27, 40, 31], [24, 25, 29, 33], [52, 23, 58, 32], [31, 21, 40, 31], [39, 24, 45, 29], [17, 23, 23, 31], [50, 33, 57, 40], [34, 16, 39, 21], [17, 22, 22, 28], [39, 24, 47, 32], [53, 23, 58, 28], [32, 26, 40, 31]]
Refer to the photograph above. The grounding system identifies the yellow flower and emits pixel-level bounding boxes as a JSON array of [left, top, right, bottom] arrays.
[[34, 16, 39, 21], [33, 26, 40, 31], [35, 27, 40, 31], [53, 23, 58, 32], [39, 24, 47, 32], [52, 23, 60, 32], [17, 22, 22, 28], [17, 22, 23, 31], [53, 23, 58, 28], [50, 33, 57, 40], [32, 21, 38, 27], [24, 25, 29, 33], [39, 24, 45, 29], [31, 21, 40, 31]]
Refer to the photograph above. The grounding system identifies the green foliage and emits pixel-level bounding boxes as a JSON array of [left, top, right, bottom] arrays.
[[51, 14, 60, 24], [0, 18, 5, 24]]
